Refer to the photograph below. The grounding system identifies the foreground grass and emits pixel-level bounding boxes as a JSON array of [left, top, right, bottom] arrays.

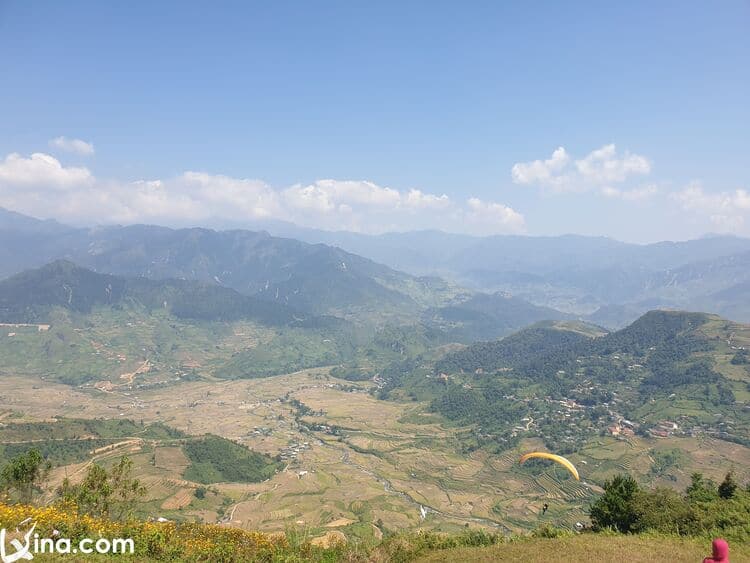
[[25, 536, 750, 563], [413, 534, 750, 563], [4, 503, 749, 562]]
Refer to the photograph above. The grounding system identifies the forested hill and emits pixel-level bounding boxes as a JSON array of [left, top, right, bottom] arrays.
[[435, 323, 593, 374], [388, 310, 749, 454], [0, 260, 338, 327], [436, 311, 709, 376]]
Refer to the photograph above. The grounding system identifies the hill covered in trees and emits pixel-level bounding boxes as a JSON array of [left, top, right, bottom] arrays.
[[382, 311, 750, 454]]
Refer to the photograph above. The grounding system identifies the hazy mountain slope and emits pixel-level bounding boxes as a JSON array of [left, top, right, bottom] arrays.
[[77, 225, 426, 315], [0, 209, 83, 278], [701, 279, 750, 321], [0, 207, 72, 235], [444, 236, 750, 314], [0, 211, 457, 318], [0, 260, 319, 326], [260, 225, 750, 279], [6, 207, 750, 324], [423, 291, 572, 342], [249, 221, 750, 320], [643, 250, 750, 301]]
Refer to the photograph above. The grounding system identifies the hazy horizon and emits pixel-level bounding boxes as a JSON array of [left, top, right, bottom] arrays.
[[5, 203, 749, 246]]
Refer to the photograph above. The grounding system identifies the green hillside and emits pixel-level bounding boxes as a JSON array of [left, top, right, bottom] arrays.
[[384, 311, 750, 455], [182, 434, 281, 484]]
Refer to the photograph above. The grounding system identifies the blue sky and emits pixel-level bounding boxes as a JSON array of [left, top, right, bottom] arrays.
[[0, 1, 748, 242]]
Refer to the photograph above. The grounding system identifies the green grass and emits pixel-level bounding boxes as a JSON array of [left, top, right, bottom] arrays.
[[0, 303, 363, 386], [412, 534, 750, 563], [0, 439, 112, 465], [0, 418, 186, 442], [215, 328, 345, 378], [0, 418, 187, 465]]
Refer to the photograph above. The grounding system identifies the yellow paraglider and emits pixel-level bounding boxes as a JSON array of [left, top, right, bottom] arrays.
[[519, 452, 580, 481]]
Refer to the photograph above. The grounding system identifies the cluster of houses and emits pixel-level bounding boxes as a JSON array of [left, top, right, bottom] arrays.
[[649, 420, 679, 438], [249, 426, 274, 437], [607, 418, 637, 437], [278, 440, 311, 462]]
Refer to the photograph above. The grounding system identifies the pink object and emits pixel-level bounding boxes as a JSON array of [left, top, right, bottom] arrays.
[[703, 538, 729, 563]]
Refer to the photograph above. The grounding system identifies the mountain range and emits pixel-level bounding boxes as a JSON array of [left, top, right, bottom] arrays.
[[4, 207, 750, 328], [0, 259, 331, 327], [257, 223, 750, 322], [0, 208, 459, 321]]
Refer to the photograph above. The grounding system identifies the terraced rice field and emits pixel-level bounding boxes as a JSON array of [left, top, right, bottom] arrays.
[[161, 487, 195, 510], [154, 446, 190, 472]]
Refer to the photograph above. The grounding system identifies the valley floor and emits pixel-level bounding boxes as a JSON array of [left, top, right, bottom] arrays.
[[1, 368, 749, 541]]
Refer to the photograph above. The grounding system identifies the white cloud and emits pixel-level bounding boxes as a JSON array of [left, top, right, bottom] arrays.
[[575, 144, 650, 184], [671, 182, 750, 233], [672, 182, 750, 213], [178, 172, 282, 220], [511, 147, 570, 187], [280, 179, 521, 234], [601, 184, 658, 201], [464, 198, 526, 235], [0, 152, 93, 188], [709, 214, 745, 231], [403, 189, 452, 210], [282, 180, 451, 214], [49, 136, 95, 156], [512, 144, 651, 192], [0, 151, 524, 236], [283, 179, 403, 213]]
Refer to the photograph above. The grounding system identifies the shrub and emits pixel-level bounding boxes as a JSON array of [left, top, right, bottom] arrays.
[[532, 524, 572, 538]]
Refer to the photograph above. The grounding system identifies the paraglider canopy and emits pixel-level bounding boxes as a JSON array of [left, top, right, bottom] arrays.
[[519, 452, 580, 480]]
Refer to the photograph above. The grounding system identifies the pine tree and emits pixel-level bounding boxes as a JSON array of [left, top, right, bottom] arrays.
[[718, 472, 738, 499]]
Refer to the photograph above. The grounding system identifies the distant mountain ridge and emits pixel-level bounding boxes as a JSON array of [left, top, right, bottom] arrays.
[[0, 207, 71, 234], [244, 221, 750, 324], [0, 260, 332, 327], [5, 207, 750, 327], [0, 210, 460, 319]]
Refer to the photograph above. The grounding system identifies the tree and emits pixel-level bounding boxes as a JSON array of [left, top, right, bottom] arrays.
[[718, 472, 738, 500], [686, 472, 718, 502], [589, 474, 641, 532], [730, 350, 749, 365], [0, 449, 51, 504], [58, 457, 145, 520], [589, 474, 641, 533]]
